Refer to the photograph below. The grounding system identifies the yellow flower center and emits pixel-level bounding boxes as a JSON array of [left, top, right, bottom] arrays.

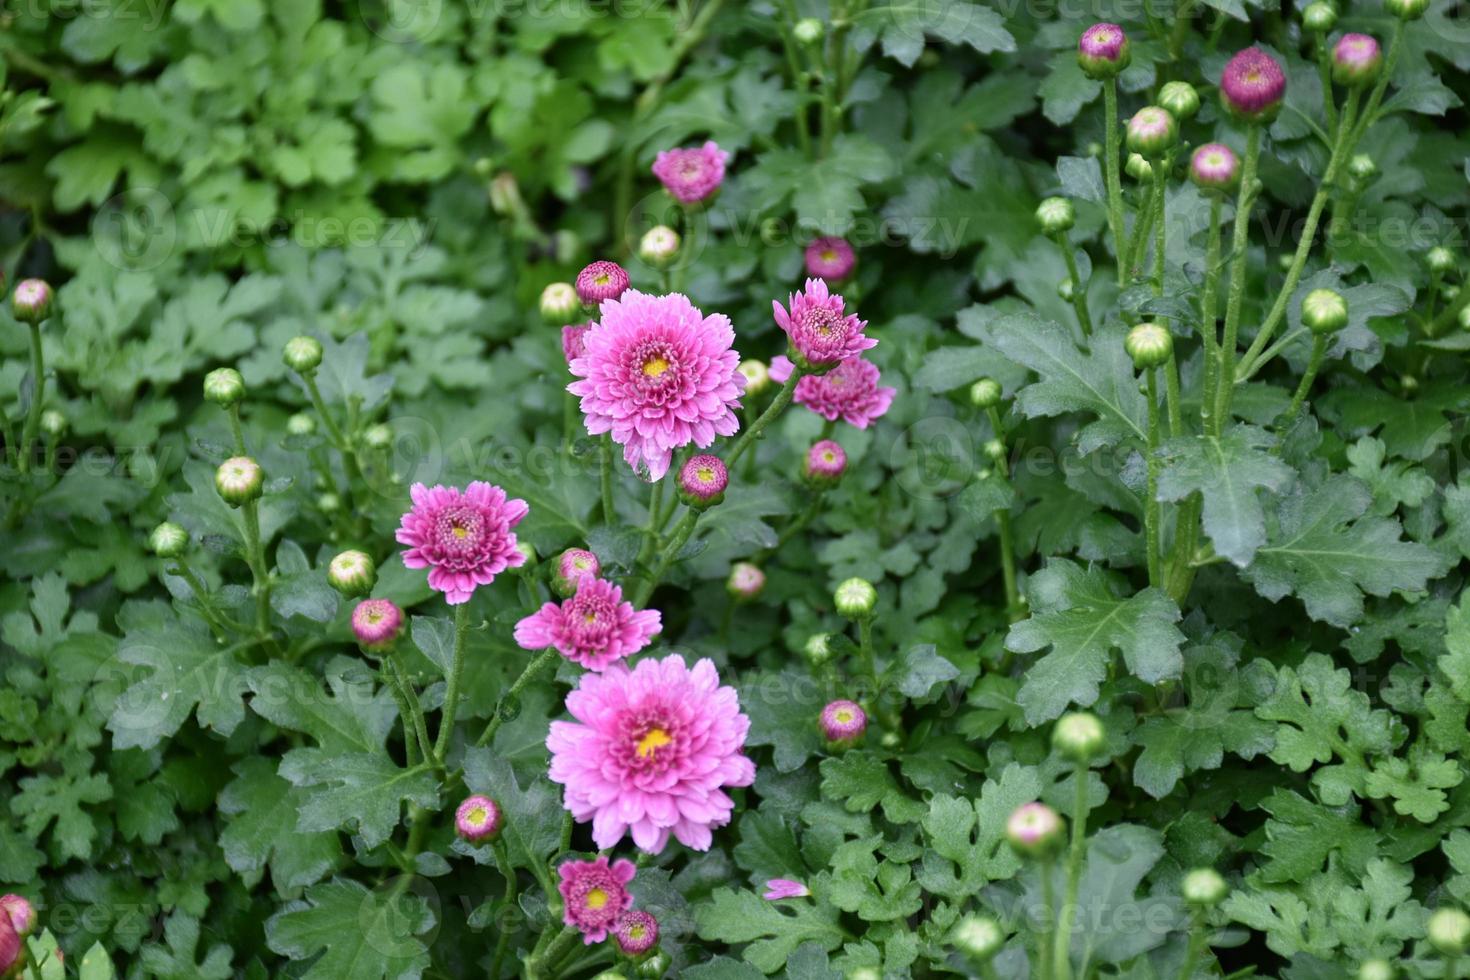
[[823, 451, 836, 463], [452, 526, 469, 539], [643, 356, 670, 378], [466, 806, 487, 826], [586, 888, 609, 910], [835, 709, 854, 723], [636, 727, 673, 758], [697, 466, 715, 483], [821, 249, 836, 262]]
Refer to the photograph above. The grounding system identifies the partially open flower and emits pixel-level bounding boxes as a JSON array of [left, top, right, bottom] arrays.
[[651, 141, 729, 205], [804, 440, 847, 487], [553, 548, 601, 597], [820, 699, 867, 748], [1190, 143, 1240, 193], [0, 895, 35, 938], [1077, 23, 1130, 79], [727, 562, 766, 601], [774, 278, 875, 370], [559, 856, 637, 944], [515, 577, 662, 672], [613, 910, 660, 957], [678, 454, 728, 508], [1220, 47, 1287, 123], [804, 237, 856, 281], [396, 482, 529, 605], [455, 794, 503, 842], [215, 457, 263, 508], [1332, 33, 1382, 88], [576, 261, 631, 307], [762, 878, 810, 900], [351, 598, 403, 651], [562, 322, 593, 365]]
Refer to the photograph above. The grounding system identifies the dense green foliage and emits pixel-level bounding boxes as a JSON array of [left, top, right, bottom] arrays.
[[1, 0, 1469, 977]]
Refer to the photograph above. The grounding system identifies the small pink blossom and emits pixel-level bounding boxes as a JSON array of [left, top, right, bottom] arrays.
[[351, 599, 403, 650], [805, 439, 847, 483], [820, 699, 866, 745], [455, 794, 502, 842], [614, 909, 660, 956], [553, 548, 601, 596], [548, 655, 755, 853], [396, 482, 529, 605], [762, 879, 810, 900], [651, 140, 729, 204], [678, 453, 728, 505], [771, 356, 895, 429], [804, 237, 855, 280], [0, 895, 33, 937], [773, 277, 875, 369], [558, 855, 636, 944], [562, 322, 592, 364], [576, 261, 630, 306], [1220, 47, 1286, 120], [514, 577, 662, 672], [568, 290, 744, 481]]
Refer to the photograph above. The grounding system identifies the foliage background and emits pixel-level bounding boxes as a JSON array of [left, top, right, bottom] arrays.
[[1, 0, 1469, 976]]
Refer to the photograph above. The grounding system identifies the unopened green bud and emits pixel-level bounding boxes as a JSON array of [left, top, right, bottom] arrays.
[[1181, 868, 1229, 907], [804, 633, 835, 667], [1357, 959, 1394, 980], [1384, 0, 1428, 19], [1443, 284, 1461, 304], [149, 522, 190, 559], [215, 457, 263, 508], [1053, 711, 1105, 761], [488, 172, 522, 217], [1006, 802, 1065, 857], [203, 367, 245, 407], [283, 336, 323, 373], [1126, 153, 1154, 181], [1036, 197, 1075, 235], [1158, 81, 1200, 120], [317, 491, 342, 513], [1427, 246, 1457, 275], [1125, 106, 1178, 158], [1458, 304, 1470, 331], [969, 377, 1002, 410], [834, 577, 877, 619], [793, 17, 823, 43], [364, 423, 393, 450], [1347, 154, 1378, 183], [952, 914, 1004, 962], [1302, 288, 1349, 334], [328, 550, 377, 598], [540, 282, 580, 325], [286, 413, 316, 436], [1302, 1, 1336, 30], [11, 278, 53, 324], [639, 225, 680, 268], [1427, 907, 1470, 956], [738, 359, 770, 397], [983, 438, 1006, 462], [40, 409, 67, 439], [1125, 322, 1173, 369], [514, 541, 538, 567], [1057, 278, 1076, 301]]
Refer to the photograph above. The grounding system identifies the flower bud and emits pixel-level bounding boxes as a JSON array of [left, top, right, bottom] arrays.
[[1057, 278, 1076, 301], [1125, 322, 1174, 369], [952, 914, 1004, 963], [738, 359, 770, 397], [1181, 868, 1229, 907], [1400, 373, 1419, 395], [488, 172, 522, 217], [1302, 1, 1336, 30], [1384, 0, 1429, 19], [39, 409, 67, 439], [553, 548, 601, 597], [351, 598, 403, 651], [639, 226, 680, 268], [1444, 284, 1461, 304], [614, 909, 660, 958], [514, 541, 537, 567], [804, 440, 846, 487], [678, 454, 728, 509], [1190, 143, 1240, 193], [1006, 802, 1065, 857], [834, 577, 877, 619], [1220, 47, 1287, 123], [317, 491, 342, 513], [1427, 246, 1457, 275], [1428, 908, 1470, 956], [1035, 197, 1075, 235], [1357, 960, 1394, 980], [804, 632, 835, 667], [283, 336, 323, 373], [1347, 153, 1378, 183], [286, 413, 317, 436], [328, 550, 377, 598], [575, 260, 630, 307], [455, 794, 502, 842], [11, 278, 52, 324], [363, 423, 393, 450], [847, 970, 881, 980], [983, 438, 1006, 463], [793, 16, 823, 44], [820, 699, 867, 748], [635, 951, 671, 978], [0, 895, 34, 938], [1052, 711, 1105, 762], [727, 562, 766, 601], [1077, 23, 1130, 79], [1458, 304, 1470, 331], [804, 237, 856, 282], [1158, 81, 1200, 120], [540, 282, 580, 325], [1332, 33, 1382, 88], [203, 367, 245, 407], [1302, 288, 1349, 335], [215, 456, 263, 507], [969, 377, 1003, 410], [1126, 153, 1154, 182], [1126, 106, 1178, 158], [149, 522, 190, 559]]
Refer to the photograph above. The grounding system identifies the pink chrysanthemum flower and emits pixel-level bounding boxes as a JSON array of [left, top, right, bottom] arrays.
[[576, 261, 630, 307], [397, 482, 529, 605], [651, 140, 729, 204], [351, 599, 403, 650], [805, 439, 847, 484], [514, 577, 662, 672], [773, 277, 875, 370], [1332, 33, 1381, 86], [0, 895, 33, 937], [1220, 47, 1286, 121], [548, 654, 756, 853], [804, 237, 855, 281], [614, 910, 660, 956], [553, 547, 601, 597], [1190, 143, 1239, 192], [568, 290, 744, 480], [770, 356, 895, 429], [727, 562, 765, 600], [558, 856, 636, 944], [678, 453, 728, 506], [455, 794, 502, 842], [562, 322, 592, 365], [820, 699, 866, 746], [763, 879, 810, 900]]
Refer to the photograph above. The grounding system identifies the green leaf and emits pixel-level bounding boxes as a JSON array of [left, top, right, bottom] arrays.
[[1007, 560, 1185, 723], [138, 912, 233, 980], [1363, 745, 1463, 822], [217, 758, 342, 894], [917, 763, 1040, 900], [461, 747, 563, 871], [266, 877, 434, 980], [869, 0, 1015, 67], [279, 749, 439, 849], [887, 644, 959, 700], [107, 619, 249, 749], [1153, 426, 1295, 566], [1066, 825, 1177, 964], [694, 887, 844, 974], [78, 941, 116, 980], [818, 752, 923, 823], [1241, 476, 1449, 627]]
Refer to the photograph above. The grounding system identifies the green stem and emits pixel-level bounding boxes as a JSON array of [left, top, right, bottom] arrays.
[[17, 321, 45, 475], [1346, 20, 1403, 150], [1052, 232, 1093, 338], [600, 435, 615, 525], [1037, 857, 1058, 980], [527, 925, 581, 980], [1152, 160, 1168, 296], [1315, 32, 1338, 138], [1163, 352, 1183, 439], [1053, 767, 1091, 980], [227, 404, 247, 456], [635, 509, 697, 607], [489, 840, 518, 979], [434, 603, 472, 763], [727, 368, 802, 466], [1234, 90, 1360, 385], [986, 405, 1021, 620], [389, 649, 434, 765], [1210, 125, 1262, 435], [477, 648, 560, 748], [777, 0, 814, 157], [301, 371, 363, 493], [1123, 174, 1164, 281], [636, 477, 665, 569], [384, 663, 421, 767], [1144, 368, 1163, 589], [240, 502, 272, 635], [1176, 910, 1208, 980], [1282, 335, 1327, 426], [857, 617, 877, 681], [1102, 80, 1128, 284]]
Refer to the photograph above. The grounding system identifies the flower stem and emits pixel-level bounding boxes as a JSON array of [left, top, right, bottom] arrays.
[[388, 649, 434, 765], [301, 370, 364, 496], [636, 477, 665, 570], [1102, 80, 1128, 284], [777, 0, 814, 157], [1052, 232, 1093, 338], [1209, 124, 1262, 436], [600, 435, 615, 525], [17, 322, 45, 476], [1151, 159, 1168, 296], [1144, 368, 1163, 589], [1176, 910, 1208, 980], [434, 603, 472, 763], [857, 617, 877, 681], [526, 925, 581, 980], [1037, 856, 1058, 980], [635, 509, 698, 607], [476, 647, 559, 748], [1282, 334, 1328, 427], [489, 840, 518, 979], [227, 404, 247, 456], [240, 501, 272, 635], [1052, 767, 1091, 980], [727, 368, 802, 466], [986, 406, 1021, 620], [1198, 198, 1224, 431], [1163, 351, 1183, 439]]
